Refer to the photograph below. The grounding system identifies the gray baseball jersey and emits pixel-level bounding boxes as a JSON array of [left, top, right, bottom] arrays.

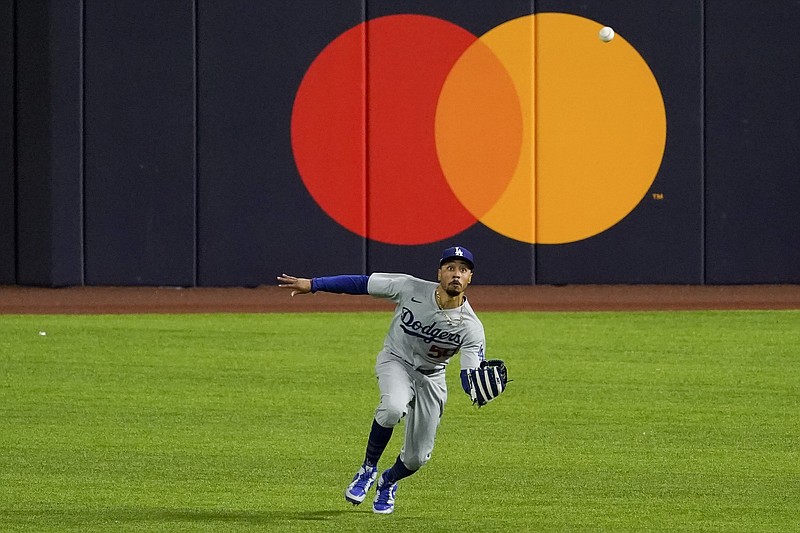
[[367, 273, 485, 373]]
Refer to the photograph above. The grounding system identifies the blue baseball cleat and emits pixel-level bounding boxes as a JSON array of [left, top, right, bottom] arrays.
[[344, 463, 378, 505], [372, 471, 398, 514]]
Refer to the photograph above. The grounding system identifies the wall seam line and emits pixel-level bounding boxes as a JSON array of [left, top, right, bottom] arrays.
[[700, 0, 706, 285], [193, 0, 199, 287], [363, 0, 369, 275], [531, 0, 537, 285], [12, 0, 18, 283], [80, 0, 86, 285]]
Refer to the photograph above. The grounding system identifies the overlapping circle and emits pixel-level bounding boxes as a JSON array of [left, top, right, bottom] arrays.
[[291, 13, 666, 245]]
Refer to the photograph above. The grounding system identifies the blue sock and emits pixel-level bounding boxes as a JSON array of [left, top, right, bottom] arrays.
[[364, 419, 393, 467], [384, 455, 416, 484]]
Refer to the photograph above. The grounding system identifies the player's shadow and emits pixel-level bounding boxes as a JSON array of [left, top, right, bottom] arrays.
[[114, 507, 354, 523], [0, 507, 356, 528]]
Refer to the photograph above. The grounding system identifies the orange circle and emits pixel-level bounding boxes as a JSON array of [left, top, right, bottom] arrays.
[[436, 13, 667, 244]]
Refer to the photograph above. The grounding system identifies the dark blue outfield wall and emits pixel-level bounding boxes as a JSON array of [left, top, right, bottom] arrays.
[[1, 1, 798, 287]]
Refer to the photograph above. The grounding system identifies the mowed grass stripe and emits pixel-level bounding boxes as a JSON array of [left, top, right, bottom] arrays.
[[1, 311, 798, 532]]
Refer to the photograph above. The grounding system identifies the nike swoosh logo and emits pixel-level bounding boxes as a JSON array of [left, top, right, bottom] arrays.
[[411, 297, 422, 303]]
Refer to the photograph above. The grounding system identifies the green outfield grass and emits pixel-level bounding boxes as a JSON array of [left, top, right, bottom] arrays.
[[1, 310, 798, 532]]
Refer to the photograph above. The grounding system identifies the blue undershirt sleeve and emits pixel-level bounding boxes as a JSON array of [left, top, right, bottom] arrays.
[[460, 369, 471, 395], [311, 275, 369, 295]]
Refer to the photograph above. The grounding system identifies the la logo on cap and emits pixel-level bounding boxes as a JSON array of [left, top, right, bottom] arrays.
[[454, 247, 464, 257]]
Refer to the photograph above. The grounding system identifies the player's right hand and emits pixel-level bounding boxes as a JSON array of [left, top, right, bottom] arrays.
[[277, 274, 312, 296]]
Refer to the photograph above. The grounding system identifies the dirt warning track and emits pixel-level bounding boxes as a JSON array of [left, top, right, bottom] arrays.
[[2, 284, 799, 314]]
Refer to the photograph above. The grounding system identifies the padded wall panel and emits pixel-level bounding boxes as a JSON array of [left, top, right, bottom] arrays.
[[15, 0, 83, 286], [704, 1, 800, 283], [197, 1, 368, 285], [83, 1, 196, 285], [0, 0, 14, 282]]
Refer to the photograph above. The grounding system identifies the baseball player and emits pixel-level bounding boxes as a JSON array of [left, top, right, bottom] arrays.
[[277, 246, 507, 514]]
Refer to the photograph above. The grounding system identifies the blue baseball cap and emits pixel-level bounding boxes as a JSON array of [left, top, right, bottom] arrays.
[[440, 246, 474, 270]]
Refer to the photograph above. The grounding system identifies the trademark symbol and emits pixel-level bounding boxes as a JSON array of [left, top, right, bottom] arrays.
[[652, 193, 664, 200]]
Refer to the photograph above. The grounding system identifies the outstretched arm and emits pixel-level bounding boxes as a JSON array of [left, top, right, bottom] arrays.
[[277, 274, 370, 296]]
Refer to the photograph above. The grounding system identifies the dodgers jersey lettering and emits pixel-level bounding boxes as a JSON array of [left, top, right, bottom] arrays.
[[367, 273, 485, 372]]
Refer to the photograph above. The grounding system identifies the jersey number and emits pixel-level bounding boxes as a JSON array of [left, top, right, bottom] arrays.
[[428, 345, 456, 360]]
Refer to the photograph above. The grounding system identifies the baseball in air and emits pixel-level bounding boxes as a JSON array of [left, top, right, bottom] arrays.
[[599, 26, 615, 42]]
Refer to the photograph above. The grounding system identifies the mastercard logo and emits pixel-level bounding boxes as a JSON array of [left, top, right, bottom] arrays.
[[291, 13, 666, 245]]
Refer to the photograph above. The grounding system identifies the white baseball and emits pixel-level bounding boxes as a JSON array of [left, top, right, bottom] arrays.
[[599, 26, 615, 42]]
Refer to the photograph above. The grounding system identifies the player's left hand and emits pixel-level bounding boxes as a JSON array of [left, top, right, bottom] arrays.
[[467, 359, 510, 407], [277, 274, 312, 296]]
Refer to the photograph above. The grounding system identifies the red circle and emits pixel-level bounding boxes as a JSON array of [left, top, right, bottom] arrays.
[[291, 15, 480, 244]]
